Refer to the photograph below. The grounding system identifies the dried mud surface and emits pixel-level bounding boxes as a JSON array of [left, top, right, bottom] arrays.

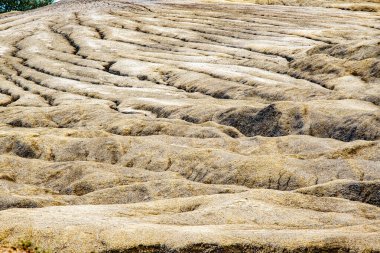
[[0, 0, 379, 252]]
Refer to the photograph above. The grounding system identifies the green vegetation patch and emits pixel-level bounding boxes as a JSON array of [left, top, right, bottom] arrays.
[[0, 0, 54, 13]]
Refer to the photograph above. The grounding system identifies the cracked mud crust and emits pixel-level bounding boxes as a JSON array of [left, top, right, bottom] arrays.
[[0, 0, 379, 252]]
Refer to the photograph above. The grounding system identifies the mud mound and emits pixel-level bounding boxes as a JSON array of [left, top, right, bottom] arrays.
[[0, 0, 379, 252], [295, 179, 380, 206], [1, 190, 380, 252]]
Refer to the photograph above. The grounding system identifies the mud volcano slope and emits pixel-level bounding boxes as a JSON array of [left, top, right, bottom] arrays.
[[0, 0, 380, 252]]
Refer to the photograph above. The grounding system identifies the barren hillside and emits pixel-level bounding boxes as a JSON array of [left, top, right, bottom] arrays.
[[0, 0, 379, 252]]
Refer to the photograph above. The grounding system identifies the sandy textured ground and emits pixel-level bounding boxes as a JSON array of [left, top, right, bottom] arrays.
[[0, 0, 379, 252]]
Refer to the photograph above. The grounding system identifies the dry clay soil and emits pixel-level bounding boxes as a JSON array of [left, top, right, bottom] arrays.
[[0, 0, 380, 252]]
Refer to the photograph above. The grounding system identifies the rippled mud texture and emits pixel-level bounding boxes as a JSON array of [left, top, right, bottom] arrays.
[[0, 0, 379, 252]]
